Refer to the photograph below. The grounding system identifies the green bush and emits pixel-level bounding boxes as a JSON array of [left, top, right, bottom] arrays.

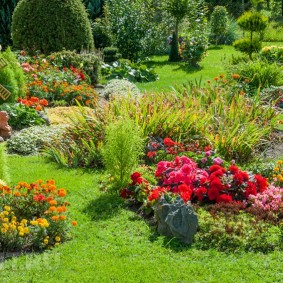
[[195, 206, 281, 253], [210, 6, 229, 45], [102, 117, 144, 191], [102, 79, 140, 100], [233, 38, 262, 58], [0, 103, 46, 130], [12, 0, 94, 54], [91, 18, 113, 49], [0, 48, 26, 103], [230, 59, 283, 89], [49, 50, 101, 84], [103, 47, 122, 63], [6, 125, 67, 155], [44, 106, 106, 168], [264, 21, 283, 42], [235, 11, 268, 59], [102, 61, 159, 83]]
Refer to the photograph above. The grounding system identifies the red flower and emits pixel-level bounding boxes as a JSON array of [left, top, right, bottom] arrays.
[[147, 151, 156, 158], [210, 177, 224, 190], [39, 99, 49, 106], [233, 171, 249, 184], [163, 138, 176, 147], [208, 187, 220, 201], [254, 174, 268, 192], [229, 165, 239, 174], [194, 187, 207, 201], [131, 172, 142, 183], [204, 145, 211, 152], [120, 188, 133, 199], [33, 194, 45, 202], [30, 96, 39, 103], [180, 191, 192, 202], [243, 182, 257, 198], [216, 194, 233, 203], [148, 189, 160, 201], [79, 72, 85, 81], [209, 165, 226, 173], [209, 169, 225, 180]]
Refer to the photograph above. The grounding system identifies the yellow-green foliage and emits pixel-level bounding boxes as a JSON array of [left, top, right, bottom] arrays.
[[0, 47, 26, 103], [0, 144, 9, 183]]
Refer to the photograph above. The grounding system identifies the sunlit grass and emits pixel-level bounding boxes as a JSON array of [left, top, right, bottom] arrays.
[[1, 155, 283, 282]]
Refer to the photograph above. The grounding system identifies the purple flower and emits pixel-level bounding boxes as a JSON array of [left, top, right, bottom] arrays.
[[201, 158, 207, 164], [205, 150, 212, 157], [213, 157, 223, 165]]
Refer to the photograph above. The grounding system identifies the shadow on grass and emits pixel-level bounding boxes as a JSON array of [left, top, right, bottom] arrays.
[[149, 230, 192, 252], [83, 193, 124, 221], [208, 45, 223, 50], [145, 58, 202, 73]]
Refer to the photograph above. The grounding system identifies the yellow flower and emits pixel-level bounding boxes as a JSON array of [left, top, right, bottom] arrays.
[[30, 220, 38, 226], [55, 236, 61, 242], [4, 206, 11, 212], [277, 160, 283, 165], [21, 219, 28, 225], [19, 231, 24, 237], [24, 227, 29, 234], [3, 218, 8, 223], [274, 167, 280, 172], [43, 239, 49, 245]]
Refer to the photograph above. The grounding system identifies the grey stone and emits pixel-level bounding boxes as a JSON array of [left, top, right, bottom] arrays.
[[154, 196, 198, 244]]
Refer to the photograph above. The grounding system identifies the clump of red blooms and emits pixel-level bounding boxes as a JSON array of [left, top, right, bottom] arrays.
[[18, 96, 48, 111], [121, 155, 268, 206], [146, 137, 203, 159], [69, 65, 86, 81]]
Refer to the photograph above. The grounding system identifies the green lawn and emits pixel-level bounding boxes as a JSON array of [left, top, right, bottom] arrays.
[[137, 45, 241, 93], [2, 155, 283, 282]]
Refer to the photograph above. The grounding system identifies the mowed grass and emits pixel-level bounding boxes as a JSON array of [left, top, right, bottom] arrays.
[[137, 45, 241, 93], [2, 155, 283, 282]]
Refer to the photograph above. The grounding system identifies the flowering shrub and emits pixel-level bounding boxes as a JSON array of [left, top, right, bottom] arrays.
[[248, 185, 283, 223], [260, 46, 283, 64], [181, 33, 208, 67], [19, 54, 98, 107], [121, 156, 268, 207], [272, 160, 283, 186], [0, 180, 76, 252]]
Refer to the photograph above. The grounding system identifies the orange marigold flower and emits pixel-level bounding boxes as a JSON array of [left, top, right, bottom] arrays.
[[244, 79, 250, 83], [59, 215, 66, 221], [56, 206, 67, 213], [14, 191, 21, 197], [52, 215, 59, 221], [49, 206, 57, 212], [219, 74, 225, 78], [58, 189, 66, 197], [49, 200, 57, 206], [35, 105, 42, 111], [214, 77, 219, 81], [232, 73, 240, 79], [71, 221, 78, 226]]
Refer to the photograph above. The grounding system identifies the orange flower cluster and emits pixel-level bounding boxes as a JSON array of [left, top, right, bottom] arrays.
[[0, 180, 77, 251], [18, 96, 48, 111]]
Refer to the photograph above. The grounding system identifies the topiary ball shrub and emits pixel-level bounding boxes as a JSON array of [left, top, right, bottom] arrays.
[[12, 0, 94, 54], [103, 79, 141, 100]]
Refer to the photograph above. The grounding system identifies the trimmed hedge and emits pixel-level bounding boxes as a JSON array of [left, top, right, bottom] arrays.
[[12, 0, 94, 54]]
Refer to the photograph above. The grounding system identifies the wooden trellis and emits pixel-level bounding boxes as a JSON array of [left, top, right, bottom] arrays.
[[0, 57, 11, 101]]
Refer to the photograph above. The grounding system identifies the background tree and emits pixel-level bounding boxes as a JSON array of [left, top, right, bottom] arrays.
[[210, 6, 229, 45], [163, 0, 190, 61], [82, 0, 104, 20], [233, 11, 268, 59], [271, 0, 283, 17], [0, 0, 20, 49]]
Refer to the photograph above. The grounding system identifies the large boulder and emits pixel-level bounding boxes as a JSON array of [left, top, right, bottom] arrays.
[[0, 111, 11, 140], [154, 196, 198, 244]]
